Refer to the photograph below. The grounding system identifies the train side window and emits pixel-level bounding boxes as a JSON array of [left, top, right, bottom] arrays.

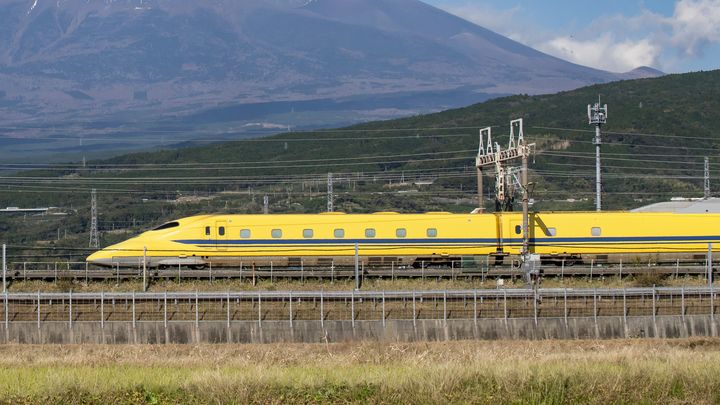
[[515, 225, 521, 235], [334, 229, 345, 238], [219, 227, 225, 236], [591, 227, 601, 237], [396, 228, 407, 238], [240, 229, 251, 238], [205, 226, 210, 236], [365, 228, 376, 238], [546, 228, 557, 237], [271, 229, 282, 238], [426, 228, 438, 237], [303, 229, 314, 238]]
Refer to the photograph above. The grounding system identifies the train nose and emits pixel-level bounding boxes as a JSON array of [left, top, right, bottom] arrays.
[[86, 251, 115, 267]]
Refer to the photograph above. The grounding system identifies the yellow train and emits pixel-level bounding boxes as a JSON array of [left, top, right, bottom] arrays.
[[86, 211, 720, 268]]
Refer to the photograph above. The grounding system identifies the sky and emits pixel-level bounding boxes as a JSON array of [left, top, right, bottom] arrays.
[[424, 0, 720, 73]]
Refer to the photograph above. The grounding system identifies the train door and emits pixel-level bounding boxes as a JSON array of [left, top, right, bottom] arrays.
[[215, 221, 228, 251]]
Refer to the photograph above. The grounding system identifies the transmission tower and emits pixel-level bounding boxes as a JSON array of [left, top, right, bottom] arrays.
[[263, 195, 269, 214], [705, 157, 711, 199], [327, 172, 334, 212], [588, 97, 608, 211], [89, 188, 99, 248]]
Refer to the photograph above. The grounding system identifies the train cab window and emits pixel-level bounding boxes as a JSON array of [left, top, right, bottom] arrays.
[[271, 229, 282, 238], [426, 228, 438, 237], [153, 222, 179, 231], [365, 228, 376, 238], [240, 229, 251, 238], [219, 227, 225, 236], [396, 228, 407, 238], [546, 228, 557, 237], [334, 229, 345, 238], [205, 226, 210, 236], [303, 229, 314, 238], [591, 227, 602, 237], [515, 225, 521, 235]]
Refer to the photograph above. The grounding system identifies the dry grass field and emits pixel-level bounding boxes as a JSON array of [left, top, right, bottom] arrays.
[[1, 339, 720, 404]]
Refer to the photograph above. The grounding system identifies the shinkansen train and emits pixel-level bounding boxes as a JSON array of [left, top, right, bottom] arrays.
[[86, 211, 720, 268]]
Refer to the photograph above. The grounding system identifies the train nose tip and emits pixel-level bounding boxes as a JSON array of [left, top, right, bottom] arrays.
[[86, 252, 114, 267]]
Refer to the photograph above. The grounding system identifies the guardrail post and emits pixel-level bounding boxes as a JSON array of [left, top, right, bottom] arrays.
[[194, 291, 199, 329], [351, 290, 355, 328], [563, 288, 568, 326], [132, 291, 136, 329], [652, 286, 656, 324], [533, 289, 538, 326], [503, 290, 508, 324], [381, 291, 386, 328], [85, 261, 89, 284], [593, 288, 597, 325], [69, 290, 72, 329], [473, 290, 477, 325], [54, 262, 58, 283], [226, 292, 231, 329], [412, 291, 416, 328], [676, 259, 680, 279], [391, 262, 395, 281], [163, 291, 168, 329], [36, 290, 41, 329], [257, 292, 262, 329], [320, 290, 324, 328], [590, 259, 594, 279], [622, 288, 627, 324], [619, 259, 623, 278], [289, 291, 293, 328], [681, 286, 685, 321], [209, 261, 213, 285], [711, 285, 715, 323], [443, 291, 447, 325], [100, 291, 104, 329]]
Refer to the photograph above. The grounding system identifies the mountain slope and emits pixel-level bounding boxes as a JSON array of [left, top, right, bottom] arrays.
[[0, 0, 660, 154]]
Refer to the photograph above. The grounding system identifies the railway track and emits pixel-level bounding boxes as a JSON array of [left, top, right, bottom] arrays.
[[6, 260, 717, 283]]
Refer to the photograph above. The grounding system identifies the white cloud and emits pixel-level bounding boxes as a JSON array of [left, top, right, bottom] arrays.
[[539, 35, 661, 72], [671, 0, 720, 56], [434, 0, 720, 72]]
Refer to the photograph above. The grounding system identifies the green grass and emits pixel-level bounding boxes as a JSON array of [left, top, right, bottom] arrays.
[[1, 340, 720, 404]]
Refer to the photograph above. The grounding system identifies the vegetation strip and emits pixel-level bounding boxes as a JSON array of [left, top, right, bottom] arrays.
[[1, 340, 720, 403]]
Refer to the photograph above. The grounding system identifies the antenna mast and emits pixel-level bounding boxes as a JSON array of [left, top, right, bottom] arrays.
[[588, 96, 608, 211]]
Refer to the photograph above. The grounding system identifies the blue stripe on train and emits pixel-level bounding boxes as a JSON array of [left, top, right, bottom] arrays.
[[173, 235, 720, 247]]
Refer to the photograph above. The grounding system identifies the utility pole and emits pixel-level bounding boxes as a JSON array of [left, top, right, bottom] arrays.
[[89, 188, 99, 248], [327, 172, 334, 212], [588, 97, 608, 211], [705, 157, 711, 199]]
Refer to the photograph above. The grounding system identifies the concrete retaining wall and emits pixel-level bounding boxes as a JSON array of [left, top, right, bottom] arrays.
[[1, 316, 718, 344]]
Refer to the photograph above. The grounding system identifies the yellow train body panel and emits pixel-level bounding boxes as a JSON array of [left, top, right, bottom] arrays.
[[86, 211, 720, 267]]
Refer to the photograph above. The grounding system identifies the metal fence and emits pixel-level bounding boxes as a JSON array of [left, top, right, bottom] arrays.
[[0, 287, 717, 328]]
